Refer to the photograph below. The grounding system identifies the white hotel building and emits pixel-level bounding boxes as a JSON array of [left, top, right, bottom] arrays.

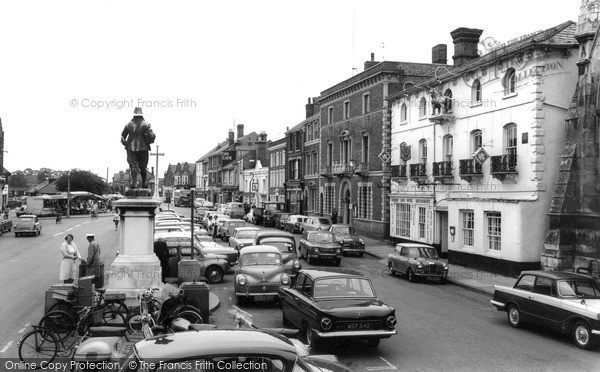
[[387, 22, 579, 276]]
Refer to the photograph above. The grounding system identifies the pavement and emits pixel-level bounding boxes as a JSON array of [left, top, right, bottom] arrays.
[[361, 235, 517, 295]]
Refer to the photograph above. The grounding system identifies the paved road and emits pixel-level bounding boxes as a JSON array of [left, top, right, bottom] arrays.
[[0, 205, 598, 371]]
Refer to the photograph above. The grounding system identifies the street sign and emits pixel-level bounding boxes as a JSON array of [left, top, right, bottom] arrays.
[[378, 149, 391, 163], [252, 182, 259, 191], [473, 147, 489, 165]]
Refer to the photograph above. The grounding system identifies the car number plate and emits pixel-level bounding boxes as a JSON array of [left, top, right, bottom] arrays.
[[345, 322, 372, 330], [254, 295, 274, 301]]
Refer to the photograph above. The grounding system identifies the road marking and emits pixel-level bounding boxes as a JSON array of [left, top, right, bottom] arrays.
[[75, 224, 81, 228], [18, 324, 29, 333], [0, 341, 13, 353], [65, 228, 73, 231], [365, 357, 397, 371], [54, 232, 63, 236], [82, 221, 91, 225]]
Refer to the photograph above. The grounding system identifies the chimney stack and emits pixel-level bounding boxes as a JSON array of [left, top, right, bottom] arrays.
[[228, 129, 234, 145], [237, 124, 244, 139], [305, 97, 315, 118], [432, 44, 447, 64], [364, 52, 379, 70], [450, 27, 483, 67]]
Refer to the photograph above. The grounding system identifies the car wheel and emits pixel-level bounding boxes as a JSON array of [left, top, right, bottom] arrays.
[[305, 325, 320, 350], [572, 321, 598, 350], [205, 266, 224, 284], [507, 305, 522, 328], [366, 338, 380, 348], [358, 251, 364, 258], [388, 263, 396, 276], [334, 258, 341, 267], [407, 268, 417, 283]]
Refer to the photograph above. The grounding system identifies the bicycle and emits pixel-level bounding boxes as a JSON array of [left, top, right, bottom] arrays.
[[18, 306, 127, 367], [48, 285, 128, 324]]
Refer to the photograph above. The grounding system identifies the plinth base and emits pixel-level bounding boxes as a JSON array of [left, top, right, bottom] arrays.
[[105, 254, 161, 299], [124, 188, 152, 198]]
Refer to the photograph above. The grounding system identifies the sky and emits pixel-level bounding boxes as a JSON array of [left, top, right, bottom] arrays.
[[0, 0, 580, 182]]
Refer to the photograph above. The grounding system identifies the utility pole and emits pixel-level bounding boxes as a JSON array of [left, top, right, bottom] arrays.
[[150, 145, 165, 201], [66, 171, 71, 218]]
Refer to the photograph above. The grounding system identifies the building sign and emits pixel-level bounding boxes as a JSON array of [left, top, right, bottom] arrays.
[[400, 142, 411, 161], [221, 151, 236, 166], [378, 149, 391, 163], [473, 147, 489, 165]]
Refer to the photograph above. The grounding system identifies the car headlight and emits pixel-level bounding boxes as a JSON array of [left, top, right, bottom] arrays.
[[335, 237, 343, 244], [386, 316, 397, 329], [293, 260, 301, 269], [237, 275, 247, 286], [320, 317, 332, 331], [359, 238, 365, 244], [417, 262, 423, 268], [336, 248, 341, 254], [281, 274, 290, 285], [313, 248, 319, 254]]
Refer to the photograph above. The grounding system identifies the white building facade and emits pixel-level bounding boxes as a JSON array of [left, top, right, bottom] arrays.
[[388, 23, 579, 276], [241, 160, 268, 206]]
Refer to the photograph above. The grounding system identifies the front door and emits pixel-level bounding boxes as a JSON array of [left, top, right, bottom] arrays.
[[343, 188, 351, 224], [439, 211, 448, 254]]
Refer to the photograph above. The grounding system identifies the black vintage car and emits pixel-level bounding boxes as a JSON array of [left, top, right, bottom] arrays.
[[254, 231, 301, 278], [328, 224, 365, 257], [279, 269, 397, 350], [491, 270, 600, 350], [299, 230, 342, 266]]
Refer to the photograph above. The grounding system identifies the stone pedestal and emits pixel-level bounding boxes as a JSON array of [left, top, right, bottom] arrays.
[[106, 189, 161, 298]]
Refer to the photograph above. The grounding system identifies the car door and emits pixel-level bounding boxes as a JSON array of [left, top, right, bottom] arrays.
[[389, 247, 402, 272], [529, 276, 562, 330], [511, 274, 537, 320], [396, 246, 410, 273], [281, 272, 306, 327], [300, 231, 308, 257]]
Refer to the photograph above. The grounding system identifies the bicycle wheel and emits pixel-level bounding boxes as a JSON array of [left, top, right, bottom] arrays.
[[106, 301, 129, 315], [102, 309, 126, 324], [175, 309, 203, 324], [126, 307, 143, 333], [19, 329, 58, 367], [38, 310, 76, 342], [47, 301, 76, 319]]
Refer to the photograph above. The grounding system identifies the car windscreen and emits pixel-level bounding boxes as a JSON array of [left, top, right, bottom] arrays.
[[258, 238, 295, 252], [237, 230, 259, 239], [20, 217, 34, 223], [318, 219, 331, 225], [332, 227, 351, 234], [557, 280, 600, 298], [314, 277, 376, 298], [309, 233, 334, 243], [240, 252, 282, 266]]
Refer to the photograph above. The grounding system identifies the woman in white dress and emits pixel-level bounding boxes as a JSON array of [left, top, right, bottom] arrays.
[[59, 233, 82, 283]]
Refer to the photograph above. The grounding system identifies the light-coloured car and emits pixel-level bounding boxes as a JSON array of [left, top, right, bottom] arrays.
[[224, 202, 245, 219], [229, 227, 261, 251], [218, 219, 246, 241], [14, 215, 41, 237], [387, 243, 448, 283], [284, 215, 308, 234], [300, 216, 332, 233]]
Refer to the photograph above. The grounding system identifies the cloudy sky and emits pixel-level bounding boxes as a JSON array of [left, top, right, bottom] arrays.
[[0, 0, 579, 181]]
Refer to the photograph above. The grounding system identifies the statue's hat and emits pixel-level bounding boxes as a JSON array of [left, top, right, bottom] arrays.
[[133, 107, 144, 117]]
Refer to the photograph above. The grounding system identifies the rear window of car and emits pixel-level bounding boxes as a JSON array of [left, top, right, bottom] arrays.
[[515, 275, 535, 292], [258, 238, 295, 252], [20, 217, 35, 222]]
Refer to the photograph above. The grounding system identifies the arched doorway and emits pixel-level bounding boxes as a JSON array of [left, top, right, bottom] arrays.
[[340, 181, 351, 225]]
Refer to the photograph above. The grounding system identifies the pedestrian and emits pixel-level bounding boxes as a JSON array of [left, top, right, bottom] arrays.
[[153, 237, 170, 283], [3, 205, 9, 219], [212, 216, 219, 239], [120, 107, 156, 189], [85, 233, 101, 286], [113, 209, 120, 230], [91, 202, 99, 219], [55, 206, 62, 224], [331, 209, 338, 224], [59, 233, 82, 284]]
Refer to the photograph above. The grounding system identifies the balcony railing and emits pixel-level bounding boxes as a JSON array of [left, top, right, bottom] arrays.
[[391, 165, 407, 178], [320, 166, 333, 177], [409, 163, 427, 177], [433, 161, 453, 176], [490, 154, 518, 180], [332, 163, 353, 176], [459, 159, 483, 175], [355, 162, 369, 175]]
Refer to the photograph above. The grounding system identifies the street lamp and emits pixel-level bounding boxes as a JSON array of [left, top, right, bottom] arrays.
[[66, 171, 71, 218]]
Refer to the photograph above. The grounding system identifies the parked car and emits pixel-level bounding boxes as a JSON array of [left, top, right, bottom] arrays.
[[279, 269, 397, 350], [328, 224, 365, 257], [154, 225, 186, 234], [118, 329, 353, 372], [154, 233, 230, 282], [219, 219, 246, 241], [194, 198, 206, 208], [254, 231, 301, 278], [251, 207, 265, 225], [274, 212, 291, 230], [14, 215, 41, 237], [0, 218, 12, 235], [229, 227, 261, 251], [284, 215, 308, 234], [202, 201, 215, 211], [387, 243, 448, 283], [235, 245, 290, 306], [224, 202, 246, 219], [491, 270, 600, 350], [261, 202, 286, 227], [299, 230, 342, 266], [300, 216, 332, 233]]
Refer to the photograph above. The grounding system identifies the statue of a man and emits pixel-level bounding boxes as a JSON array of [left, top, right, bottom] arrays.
[[121, 107, 155, 189]]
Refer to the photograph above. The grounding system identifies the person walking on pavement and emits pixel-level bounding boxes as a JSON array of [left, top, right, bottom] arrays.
[[85, 233, 101, 285], [59, 233, 82, 284], [153, 237, 170, 283], [113, 209, 120, 230], [212, 216, 219, 239], [331, 209, 338, 224], [120, 107, 156, 189]]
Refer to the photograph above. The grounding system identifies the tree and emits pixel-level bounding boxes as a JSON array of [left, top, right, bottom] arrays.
[[8, 172, 27, 188], [37, 168, 54, 182], [54, 169, 107, 195]]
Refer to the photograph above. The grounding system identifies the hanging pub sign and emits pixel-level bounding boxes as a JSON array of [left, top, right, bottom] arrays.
[[400, 142, 411, 162], [473, 147, 489, 165], [221, 151, 236, 166]]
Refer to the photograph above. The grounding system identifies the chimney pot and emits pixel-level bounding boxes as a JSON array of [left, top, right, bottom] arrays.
[[364, 53, 379, 70], [305, 97, 315, 118], [237, 124, 244, 139], [432, 44, 447, 64], [228, 129, 234, 145], [450, 27, 483, 67]]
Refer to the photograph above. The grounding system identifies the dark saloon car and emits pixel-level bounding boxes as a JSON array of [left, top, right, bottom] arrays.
[[387, 243, 448, 283], [118, 329, 353, 372], [299, 230, 342, 266], [279, 269, 397, 350], [235, 245, 290, 306], [328, 224, 365, 257], [491, 270, 600, 350], [284, 215, 308, 234], [0, 218, 12, 235], [254, 231, 301, 278], [275, 212, 291, 230]]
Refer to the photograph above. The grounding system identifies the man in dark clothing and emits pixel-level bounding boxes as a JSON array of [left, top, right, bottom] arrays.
[[120, 107, 156, 188], [86, 233, 101, 286], [153, 237, 170, 283], [331, 209, 338, 224]]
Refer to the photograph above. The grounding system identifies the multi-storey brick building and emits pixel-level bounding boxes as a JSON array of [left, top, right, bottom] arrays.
[[543, 0, 600, 280], [388, 22, 579, 276], [303, 98, 321, 215], [268, 137, 286, 203], [285, 122, 304, 214], [318, 54, 444, 237]]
